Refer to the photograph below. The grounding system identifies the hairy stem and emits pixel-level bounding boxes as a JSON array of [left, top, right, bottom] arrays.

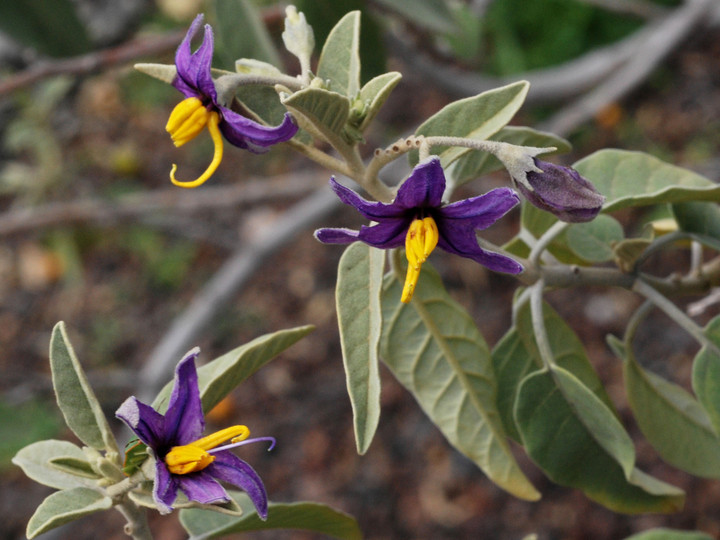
[[116, 500, 152, 540]]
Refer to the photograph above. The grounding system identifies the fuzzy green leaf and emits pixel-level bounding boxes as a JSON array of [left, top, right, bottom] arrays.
[[357, 71, 402, 132], [692, 316, 720, 434], [336, 243, 384, 454], [26, 488, 112, 539], [381, 262, 540, 501], [49, 322, 118, 453], [411, 81, 529, 167], [620, 340, 720, 478], [153, 326, 314, 413], [515, 368, 684, 514], [673, 201, 720, 238], [13, 440, 95, 490], [180, 491, 362, 540], [281, 87, 351, 150], [48, 457, 100, 479], [574, 150, 720, 213], [317, 11, 361, 96], [566, 214, 625, 262]]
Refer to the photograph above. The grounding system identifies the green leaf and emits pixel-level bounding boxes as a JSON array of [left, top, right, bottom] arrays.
[[692, 316, 720, 434], [621, 340, 720, 478], [515, 367, 684, 514], [411, 81, 529, 167], [573, 150, 720, 213], [48, 457, 100, 479], [211, 0, 281, 67], [373, 0, 457, 33], [0, 0, 91, 57], [492, 296, 615, 440], [129, 488, 244, 516], [336, 243, 384, 454], [624, 528, 714, 540], [13, 440, 96, 490], [26, 487, 112, 539], [180, 491, 362, 540], [49, 322, 118, 453], [153, 326, 315, 413], [447, 126, 571, 193], [566, 214, 625, 262], [317, 11, 361, 97], [673, 201, 720, 238], [381, 262, 540, 501], [281, 87, 351, 150], [357, 71, 402, 132]]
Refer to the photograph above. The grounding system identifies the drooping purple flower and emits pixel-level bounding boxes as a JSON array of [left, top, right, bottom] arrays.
[[315, 157, 522, 302], [513, 158, 605, 223], [116, 349, 274, 518], [165, 14, 298, 187]]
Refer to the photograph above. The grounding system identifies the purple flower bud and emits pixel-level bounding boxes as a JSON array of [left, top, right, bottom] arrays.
[[514, 159, 605, 223]]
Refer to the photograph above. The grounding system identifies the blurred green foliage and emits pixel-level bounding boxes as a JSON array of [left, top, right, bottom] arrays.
[[0, 399, 62, 470]]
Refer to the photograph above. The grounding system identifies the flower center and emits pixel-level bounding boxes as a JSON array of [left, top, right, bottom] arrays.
[[164, 425, 249, 475], [165, 97, 224, 188], [402, 216, 439, 303]]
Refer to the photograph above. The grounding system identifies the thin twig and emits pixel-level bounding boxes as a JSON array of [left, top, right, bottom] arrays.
[[137, 186, 341, 401], [0, 173, 321, 236]]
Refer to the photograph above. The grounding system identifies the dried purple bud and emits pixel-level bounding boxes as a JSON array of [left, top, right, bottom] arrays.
[[514, 159, 605, 223]]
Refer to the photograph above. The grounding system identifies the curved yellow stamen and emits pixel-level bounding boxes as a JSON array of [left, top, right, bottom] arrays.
[[164, 425, 249, 475], [401, 217, 439, 303], [170, 110, 224, 189]]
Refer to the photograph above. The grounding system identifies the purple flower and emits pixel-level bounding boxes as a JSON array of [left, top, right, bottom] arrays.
[[116, 349, 274, 517], [315, 157, 522, 302], [513, 159, 605, 223], [166, 14, 298, 188]]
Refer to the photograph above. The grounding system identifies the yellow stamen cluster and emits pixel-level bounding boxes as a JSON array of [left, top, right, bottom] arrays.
[[165, 97, 224, 189], [402, 216, 439, 303], [164, 425, 250, 475]]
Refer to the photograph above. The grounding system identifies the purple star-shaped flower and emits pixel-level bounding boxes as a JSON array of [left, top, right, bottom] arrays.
[[315, 157, 522, 302], [116, 350, 272, 518], [165, 14, 298, 187]]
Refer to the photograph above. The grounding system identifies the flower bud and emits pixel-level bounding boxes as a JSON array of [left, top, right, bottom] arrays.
[[514, 159, 605, 223]]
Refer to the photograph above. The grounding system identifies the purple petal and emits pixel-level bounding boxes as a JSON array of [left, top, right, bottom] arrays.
[[164, 349, 204, 446], [436, 227, 523, 274], [219, 109, 298, 151], [153, 461, 178, 515], [315, 219, 408, 249], [208, 451, 269, 520], [328, 178, 405, 221], [172, 14, 217, 102], [176, 472, 230, 506], [115, 396, 167, 450], [393, 158, 445, 210], [314, 227, 359, 244], [438, 188, 520, 230]]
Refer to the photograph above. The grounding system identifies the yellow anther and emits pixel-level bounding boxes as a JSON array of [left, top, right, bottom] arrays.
[[170, 110, 224, 188], [402, 217, 439, 303], [165, 445, 215, 474], [191, 425, 250, 451], [166, 97, 209, 146], [163, 425, 249, 475]]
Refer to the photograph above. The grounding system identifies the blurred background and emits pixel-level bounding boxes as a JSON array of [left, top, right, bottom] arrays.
[[1, 0, 720, 538]]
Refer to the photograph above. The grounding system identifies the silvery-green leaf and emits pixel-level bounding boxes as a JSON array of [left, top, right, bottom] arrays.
[[515, 367, 684, 513], [153, 326, 315, 413], [134, 63, 176, 84], [411, 81, 529, 167], [50, 322, 118, 453], [381, 262, 539, 501], [235, 59, 283, 77], [180, 491, 362, 540], [566, 214, 625, 263], [336, 243, 384, 454], [693, 316, 720, 434], [281, 87, 351, 151], [317, 11, 361, 97], [129, 488, 244, 516], [13, 440, 96, 490], [574, 150, 720, 212], [357, 71, 402, 132], [26, 487, 112, 539], [48, 457, 101, 479]]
